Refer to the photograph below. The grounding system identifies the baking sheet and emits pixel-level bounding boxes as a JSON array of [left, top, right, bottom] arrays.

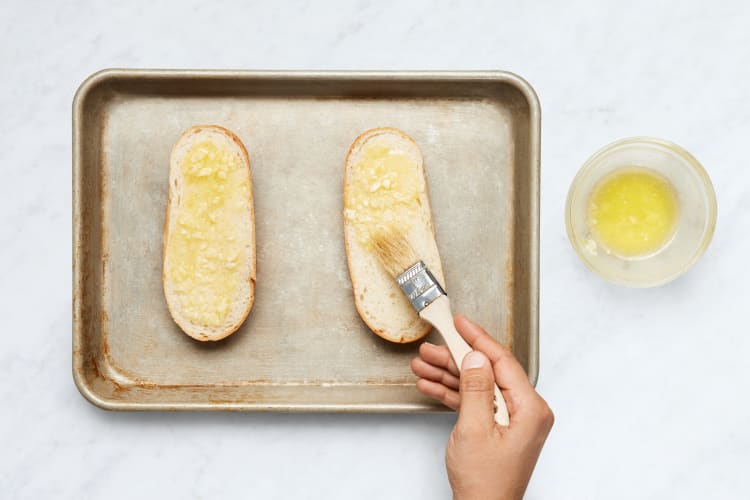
[[73, 70, 539, 411]]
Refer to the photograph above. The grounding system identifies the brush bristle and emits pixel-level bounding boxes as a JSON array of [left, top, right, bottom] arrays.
[[370, 227, 419, 278]]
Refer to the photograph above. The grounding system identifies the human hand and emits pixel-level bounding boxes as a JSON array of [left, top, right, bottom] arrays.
[[411, 315, 554, 500]]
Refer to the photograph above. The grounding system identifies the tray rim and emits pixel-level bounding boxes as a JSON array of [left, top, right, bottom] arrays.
[[72, 68, 540, 411]]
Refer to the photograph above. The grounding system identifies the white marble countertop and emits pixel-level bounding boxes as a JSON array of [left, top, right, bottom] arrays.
[[2, 0, 749, 498]]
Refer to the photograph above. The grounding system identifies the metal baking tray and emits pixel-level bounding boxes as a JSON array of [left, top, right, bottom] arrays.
[[73, 70, 540, 411]]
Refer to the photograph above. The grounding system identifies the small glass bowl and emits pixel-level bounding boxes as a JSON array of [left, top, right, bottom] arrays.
[[566, 137, 717, 287]]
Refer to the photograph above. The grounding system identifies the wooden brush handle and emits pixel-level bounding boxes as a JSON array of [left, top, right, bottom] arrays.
[[419, 295, 510, 426]]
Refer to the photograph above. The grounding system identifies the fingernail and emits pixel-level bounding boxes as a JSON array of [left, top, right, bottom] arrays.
[[463, 351, 486, 369], [422, 341, 436, 347]]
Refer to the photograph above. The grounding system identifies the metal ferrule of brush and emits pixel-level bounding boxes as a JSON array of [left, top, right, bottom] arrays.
[[396, 261, 446, 312]]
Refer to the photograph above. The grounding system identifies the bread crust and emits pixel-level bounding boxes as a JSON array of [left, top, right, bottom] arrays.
[[343, 127, 443, 343], [162, 125, 256, 341]]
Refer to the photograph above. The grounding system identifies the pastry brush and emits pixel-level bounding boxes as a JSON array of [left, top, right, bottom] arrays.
[[371, 228, 510, 426]]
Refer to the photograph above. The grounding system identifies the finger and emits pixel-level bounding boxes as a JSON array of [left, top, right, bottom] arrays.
[[454, 315, 533, 393], [419, 342, 460, 377], [411, 357, 460, 390], [416, 378, 460, 411], [455, 351, 495, 436]]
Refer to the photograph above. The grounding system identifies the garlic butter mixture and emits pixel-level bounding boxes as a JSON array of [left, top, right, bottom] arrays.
[[166, 140, 250, 326], [345, 144, 425, 247], [587, 167, 679, 257]]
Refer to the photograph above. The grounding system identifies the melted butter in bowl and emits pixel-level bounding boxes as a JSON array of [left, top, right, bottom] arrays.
[[586, 167, 679, 258], [566, 137, 716, 287]]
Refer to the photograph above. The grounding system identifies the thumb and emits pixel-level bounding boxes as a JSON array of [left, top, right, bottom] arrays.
[[456, 351, 495, 436]]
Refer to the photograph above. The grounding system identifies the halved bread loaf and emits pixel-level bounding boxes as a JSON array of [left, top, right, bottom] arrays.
[[163, 125, 256, 341], [343, 127, 445, 343]]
